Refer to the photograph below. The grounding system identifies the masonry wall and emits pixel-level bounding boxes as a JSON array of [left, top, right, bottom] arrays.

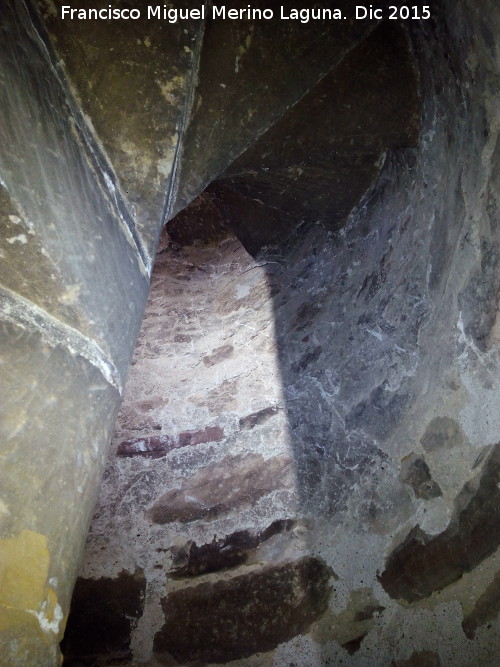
[[1, 0, 499, 664], [64, 1, 499, 664]]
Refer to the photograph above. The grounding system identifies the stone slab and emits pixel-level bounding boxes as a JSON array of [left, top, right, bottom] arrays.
[[0, 1, 149, 381], [34, 0, 202, 258], [0, 318, 121, 616]]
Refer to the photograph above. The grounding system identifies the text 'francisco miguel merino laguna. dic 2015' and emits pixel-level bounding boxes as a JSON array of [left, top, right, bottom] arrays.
[[60, 5, 432, 23]]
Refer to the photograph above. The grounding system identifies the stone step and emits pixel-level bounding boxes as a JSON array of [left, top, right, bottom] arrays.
[[167, 21, 420, 255]]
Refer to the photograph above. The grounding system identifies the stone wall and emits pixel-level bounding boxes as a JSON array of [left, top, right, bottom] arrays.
[[62, 232, 307, 663], [64, 1, 499, 663], [1, 0, 499, 664]]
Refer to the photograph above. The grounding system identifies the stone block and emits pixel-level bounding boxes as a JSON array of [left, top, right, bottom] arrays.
[[172, 0, 381, 215], [34, 0, 201, 258], [0, 319, 120, 619], [0, 1, 149, 381], [154, 556, 332, 663], [380, 444, 500, 601], [61, 569, 146, 664], [148, 453, 294, 524]]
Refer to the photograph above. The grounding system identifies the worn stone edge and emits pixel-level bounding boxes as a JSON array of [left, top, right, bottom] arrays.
[[162, 0, 209, 224], [18, 0, 152, 275], [0, 285, 123, 395]]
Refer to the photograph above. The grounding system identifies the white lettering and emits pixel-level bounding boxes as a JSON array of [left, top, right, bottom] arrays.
[[148, 6, 160, 19], [61, 5, 141, 19], [281, 7, 342, 22], [356, 5, 383, 19], [212, 5, 226, 19], [212, 5, 273, 20]]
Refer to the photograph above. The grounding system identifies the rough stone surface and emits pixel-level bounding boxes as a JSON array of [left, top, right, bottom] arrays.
[[393, 651, 441, 667], [171, 0, 383, 216], [0, 0, 149, 381], [400, 453, 443, 500], [181, 20, 420, 257], [462, 571, 500, 639], [218, 21, 419, 250], [169, 519, 296, 578], [61, 569, 146, 664], [313, 587, 385, 654], [153, 557, 333, 664], [69, 0, 500, 661], [0, 321, 120, 663], [379, 444, 500, 602], [4, 0, 497, 663], [34, 0, 201, 259], [240, 406, 280, 430], [148, 453, 294, 524], [116, 425, 225, 458], [0, 2, 154, 662], [65, 236, 301, 664], [420, 417, 467, 453], [166, 191, 231, 249]]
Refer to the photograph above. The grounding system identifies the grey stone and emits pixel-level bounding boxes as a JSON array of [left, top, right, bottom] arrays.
[[171, 0, 382, 216], [420, 417, 466, 453], [4, 0, 495, 663], [379, 444, 500, 602], [0, 0, 149, 381], [392, 651, 441, 667], [169, 519, 295, 578], [462, 571, 500, 639]]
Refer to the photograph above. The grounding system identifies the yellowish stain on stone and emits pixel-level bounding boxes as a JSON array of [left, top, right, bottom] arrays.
[[0, 605, 45, 637], [0, 606, 61, 664], [0, 530, 49, 611], [59, 283, 81, 305], [0, 605, 50, 648], [158, 75, 185, 103], [0, 531, 66, 649], [45, 588, 58, 624]]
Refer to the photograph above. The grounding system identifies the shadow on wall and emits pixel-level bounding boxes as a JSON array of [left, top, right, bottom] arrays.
[[158, 11, 500, 663], [168, 20, 422, 518]]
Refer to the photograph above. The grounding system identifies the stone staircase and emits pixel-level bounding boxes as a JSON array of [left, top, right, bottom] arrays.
[[50, 10, 421, 666]]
